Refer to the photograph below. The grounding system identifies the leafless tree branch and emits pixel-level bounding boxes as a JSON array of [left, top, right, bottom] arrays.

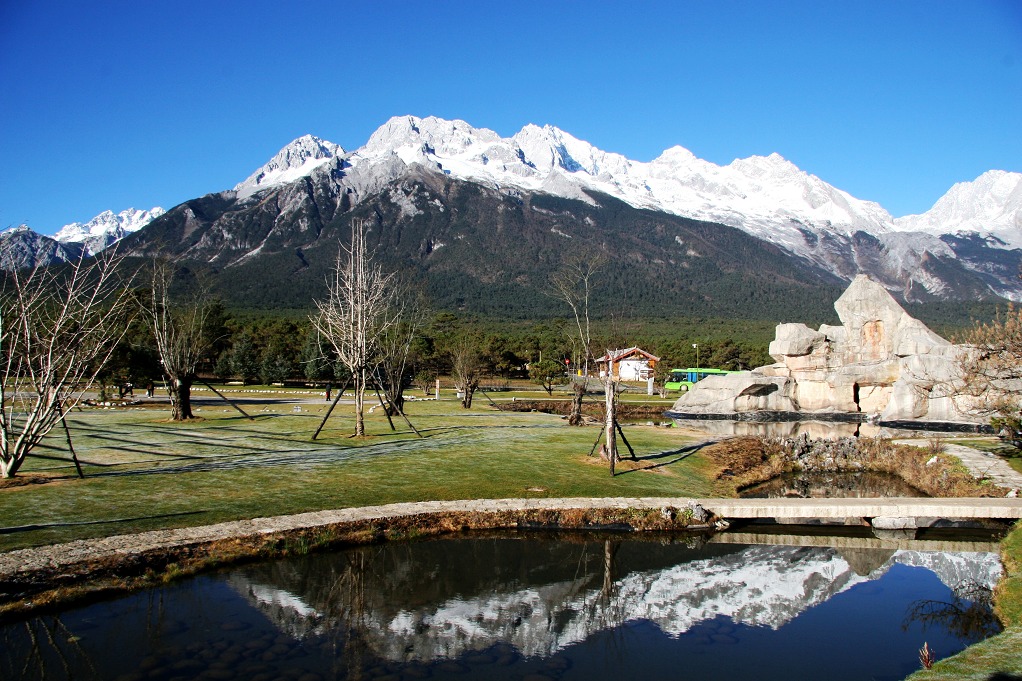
[[0, 249, 136, 477]]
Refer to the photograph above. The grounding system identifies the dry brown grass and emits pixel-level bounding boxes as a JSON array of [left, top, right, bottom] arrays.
[[702, 437, 787, 495], [701, 435, 1005, 498]]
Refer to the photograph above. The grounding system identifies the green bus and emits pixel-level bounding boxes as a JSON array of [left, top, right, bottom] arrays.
[[663, 368, 737, 392]]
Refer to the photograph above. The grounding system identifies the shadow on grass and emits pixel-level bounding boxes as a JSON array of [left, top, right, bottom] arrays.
[[614, 440, 717, 476], [0, 510, 208, 534]]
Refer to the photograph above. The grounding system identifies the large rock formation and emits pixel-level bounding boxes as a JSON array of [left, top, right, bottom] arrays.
[[670, 275, 977, 423]]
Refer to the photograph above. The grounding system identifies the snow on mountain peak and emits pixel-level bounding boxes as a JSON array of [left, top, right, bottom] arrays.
[[233, 116, 1019, 281], [352, 116, 901, 243], [363, 116, 500, 159], [893, 169, 1022, 247], [654, 145, 699, 164], [54, 207, 166, 254], [235, 134, 343, 198]]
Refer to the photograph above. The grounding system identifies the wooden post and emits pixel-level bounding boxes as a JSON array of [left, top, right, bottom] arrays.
[[312, 379, 350, 440], [56, 402, 84, 479], [477, 388, 504, 411], [201, 381, 254, 420], [374, 385, 396, 431], [588, 426, 605, 457], [615, 420, 637, 460], [372, 371, 423, 438]]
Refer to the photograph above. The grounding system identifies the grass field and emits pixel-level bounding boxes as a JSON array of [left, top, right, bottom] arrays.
[[1, 388, 715, 551]]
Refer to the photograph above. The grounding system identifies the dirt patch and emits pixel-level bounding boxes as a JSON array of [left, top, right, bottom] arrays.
[[0, 473, 66, 490]]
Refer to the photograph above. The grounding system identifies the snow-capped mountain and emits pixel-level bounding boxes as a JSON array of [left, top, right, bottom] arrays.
[[222, 115, 1020, 301], [234, 134, 343, 199], [6, 115, 1020, 307], [336, 115, 898, 249], [54, 206, 166, 255], [893, 170, 1022, 249]]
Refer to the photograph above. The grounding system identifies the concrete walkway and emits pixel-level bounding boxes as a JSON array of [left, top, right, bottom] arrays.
[[942, 442, 1022, 492], [3, 496, 1021, 581]]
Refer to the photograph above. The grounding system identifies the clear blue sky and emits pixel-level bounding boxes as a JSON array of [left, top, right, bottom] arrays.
[[2, 1, 1020, 234]]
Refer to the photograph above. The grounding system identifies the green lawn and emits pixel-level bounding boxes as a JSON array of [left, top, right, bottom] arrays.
[[1, 393, 713, 551]]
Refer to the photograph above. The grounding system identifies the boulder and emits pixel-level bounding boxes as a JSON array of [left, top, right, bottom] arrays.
[[672, 373, 797, 414], [769, 323, 828, 360], [670, 275, 981, 424]]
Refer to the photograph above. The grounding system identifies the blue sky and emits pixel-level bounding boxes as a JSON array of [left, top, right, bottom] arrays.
[[2, 1, 1020, 234]]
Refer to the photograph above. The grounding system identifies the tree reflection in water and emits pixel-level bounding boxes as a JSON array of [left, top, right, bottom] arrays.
[[0, 531, 1007, 681], [905, 579, 1002, 642]]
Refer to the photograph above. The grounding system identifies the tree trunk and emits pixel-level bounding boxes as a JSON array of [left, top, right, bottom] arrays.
[[353, 369, 366, 436], [605, 377, 618, 475], [461, 384, 476, 409], [568, 380, 586, 426], [169, 376, 195, 420], [1, 456, 21, 479]]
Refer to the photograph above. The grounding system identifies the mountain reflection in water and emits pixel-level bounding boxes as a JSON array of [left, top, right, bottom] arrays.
[[0, 533, 1004, 681]]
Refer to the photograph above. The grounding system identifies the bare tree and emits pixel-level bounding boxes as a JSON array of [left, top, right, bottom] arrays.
[[142, 262, 224, 421], [956, 304, 1022, 437], [549, 254, 623, 473], [376, 288, 429, 415], [550, 254, 604, 426], [0, 250, 135, 477], [313, 220, 398, 436], [450, 334, 485, 409]]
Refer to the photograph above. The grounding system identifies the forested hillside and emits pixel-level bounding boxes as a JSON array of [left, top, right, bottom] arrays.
[[121, 171, 848, 323]]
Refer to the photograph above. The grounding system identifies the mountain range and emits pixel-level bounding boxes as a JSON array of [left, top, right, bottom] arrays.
[[4, 115, 1020, 319]]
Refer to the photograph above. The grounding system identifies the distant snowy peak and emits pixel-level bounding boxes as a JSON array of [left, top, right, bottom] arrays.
[[894, 170, 1022, 248], [55, 207, 166, 254], [343, 115, 896, 247], [236, 115, 1020, 270], [235, 134, 343, 198]]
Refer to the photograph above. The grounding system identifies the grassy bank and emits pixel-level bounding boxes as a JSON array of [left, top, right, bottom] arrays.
[[1, 392, 712, 551], [908, 520, 1022, 680]]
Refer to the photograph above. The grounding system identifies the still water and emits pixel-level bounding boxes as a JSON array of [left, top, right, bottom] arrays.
[[741, 471, 927, 499], [1, 532, 1004, 681]]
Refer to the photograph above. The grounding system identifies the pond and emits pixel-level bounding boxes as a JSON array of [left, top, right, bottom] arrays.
[[0, 531, 1004, 681], [741, 471, 927, 499]]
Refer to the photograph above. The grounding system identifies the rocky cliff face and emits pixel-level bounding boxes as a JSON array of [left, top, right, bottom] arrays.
[[670, 275, 982, 423], [0, 226, 82, 270]]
